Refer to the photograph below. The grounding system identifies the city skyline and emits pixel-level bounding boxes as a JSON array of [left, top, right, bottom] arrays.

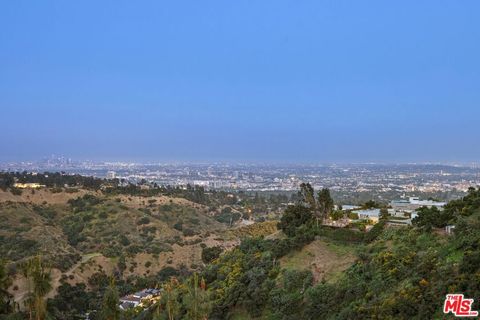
[[2, 156, 479, 197], [2, 154, 480, 167]]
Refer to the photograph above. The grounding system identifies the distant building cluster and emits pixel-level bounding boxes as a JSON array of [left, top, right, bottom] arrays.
[[2, 159, 479, 195], [13, 182, 45, 189], [345, 196, 447, 226]]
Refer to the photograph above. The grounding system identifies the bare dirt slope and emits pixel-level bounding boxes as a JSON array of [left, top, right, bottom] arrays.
[[279, 239, 356, 283]]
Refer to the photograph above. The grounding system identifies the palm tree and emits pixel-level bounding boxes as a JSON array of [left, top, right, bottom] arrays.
[[183, 273, 211, 320], [99, 278, 120, 320], [163, 277, 180, 320], [22, 256, 52, 320]]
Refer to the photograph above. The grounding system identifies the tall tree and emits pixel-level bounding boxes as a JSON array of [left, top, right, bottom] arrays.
[[99, 278, 120, 320], [22, 256, 52, 320], [163, 277, 180, 320], [317, 188, 334, 224], [278, 205, 314, 236], [298, 183, 316, 209], [183, 273, 211, 320]]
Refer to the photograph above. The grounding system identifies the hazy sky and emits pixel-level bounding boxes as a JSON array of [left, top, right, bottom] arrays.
[[1, 1, 479, 163]]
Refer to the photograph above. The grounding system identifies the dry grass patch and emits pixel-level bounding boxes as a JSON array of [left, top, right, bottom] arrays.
[[280, 240, 356, 283]]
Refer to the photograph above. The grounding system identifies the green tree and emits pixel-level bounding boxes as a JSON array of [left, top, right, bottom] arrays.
[[183, 273, 210, 320], [278, 205, 313, 237], [47, 282, 93, 319], [201, 246, 223, 264], [162, 277, 180, 320], [22, 256, 52, 320], [412, 206, 453, 231], [270, 270, 313, 317], [317, 188, 334, 224], [330, 210, 344, 221], [0, 259, 15, 314], [298, 183, 316, 209], [99, 278, 120, 320], [379, 208, 389, 220], [363, 200, 379, 209]]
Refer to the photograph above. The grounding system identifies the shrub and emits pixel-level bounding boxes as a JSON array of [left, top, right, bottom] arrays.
[[0, 236, 40, 260], [156, 266, 180, 282], [33, 205, 57, 220], [19, 217, 30, 224], [347, 212, 359, 219], [147, 243, 173, 254], [119, 235, 131, 246], [10, 188, 22, 196], [126, 245, 142, 255], [173, 222, 183, 231], [137, 216, 150, 225], [215, 208, 241, 225], [182, 228, 197, 237], [364, 221, 386, 243], [201, 246, 223, 264]]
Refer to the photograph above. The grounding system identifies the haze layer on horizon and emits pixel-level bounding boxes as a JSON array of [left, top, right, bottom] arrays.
[[1, 1, 480, 163]]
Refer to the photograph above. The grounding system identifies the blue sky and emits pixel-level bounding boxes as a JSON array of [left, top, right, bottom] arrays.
[[1, 1, 479, 163]]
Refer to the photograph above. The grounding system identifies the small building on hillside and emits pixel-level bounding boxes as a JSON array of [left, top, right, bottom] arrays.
[[340, 205, 362, 211], [132, 288, 161, 300], [391, 197, 446, 211], [119, 296, 141, 309], [119, 288, 162, 310], [445, 225, 455, 235], [390, 197, 446, 218], [351, 209, 380, 223]]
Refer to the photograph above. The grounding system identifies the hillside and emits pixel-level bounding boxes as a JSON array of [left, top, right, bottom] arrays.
[[198, 187, 480, 319], [0, 188, 95, 205], [3, 185, 480, 319], [0, 189, 240, 306]]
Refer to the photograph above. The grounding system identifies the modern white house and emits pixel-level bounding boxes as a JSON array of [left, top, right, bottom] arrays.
[[340, 205, 362, 211], [390, 197, 446, 211], [390, 197, 446, 218], [119, 296, 141, 309]]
